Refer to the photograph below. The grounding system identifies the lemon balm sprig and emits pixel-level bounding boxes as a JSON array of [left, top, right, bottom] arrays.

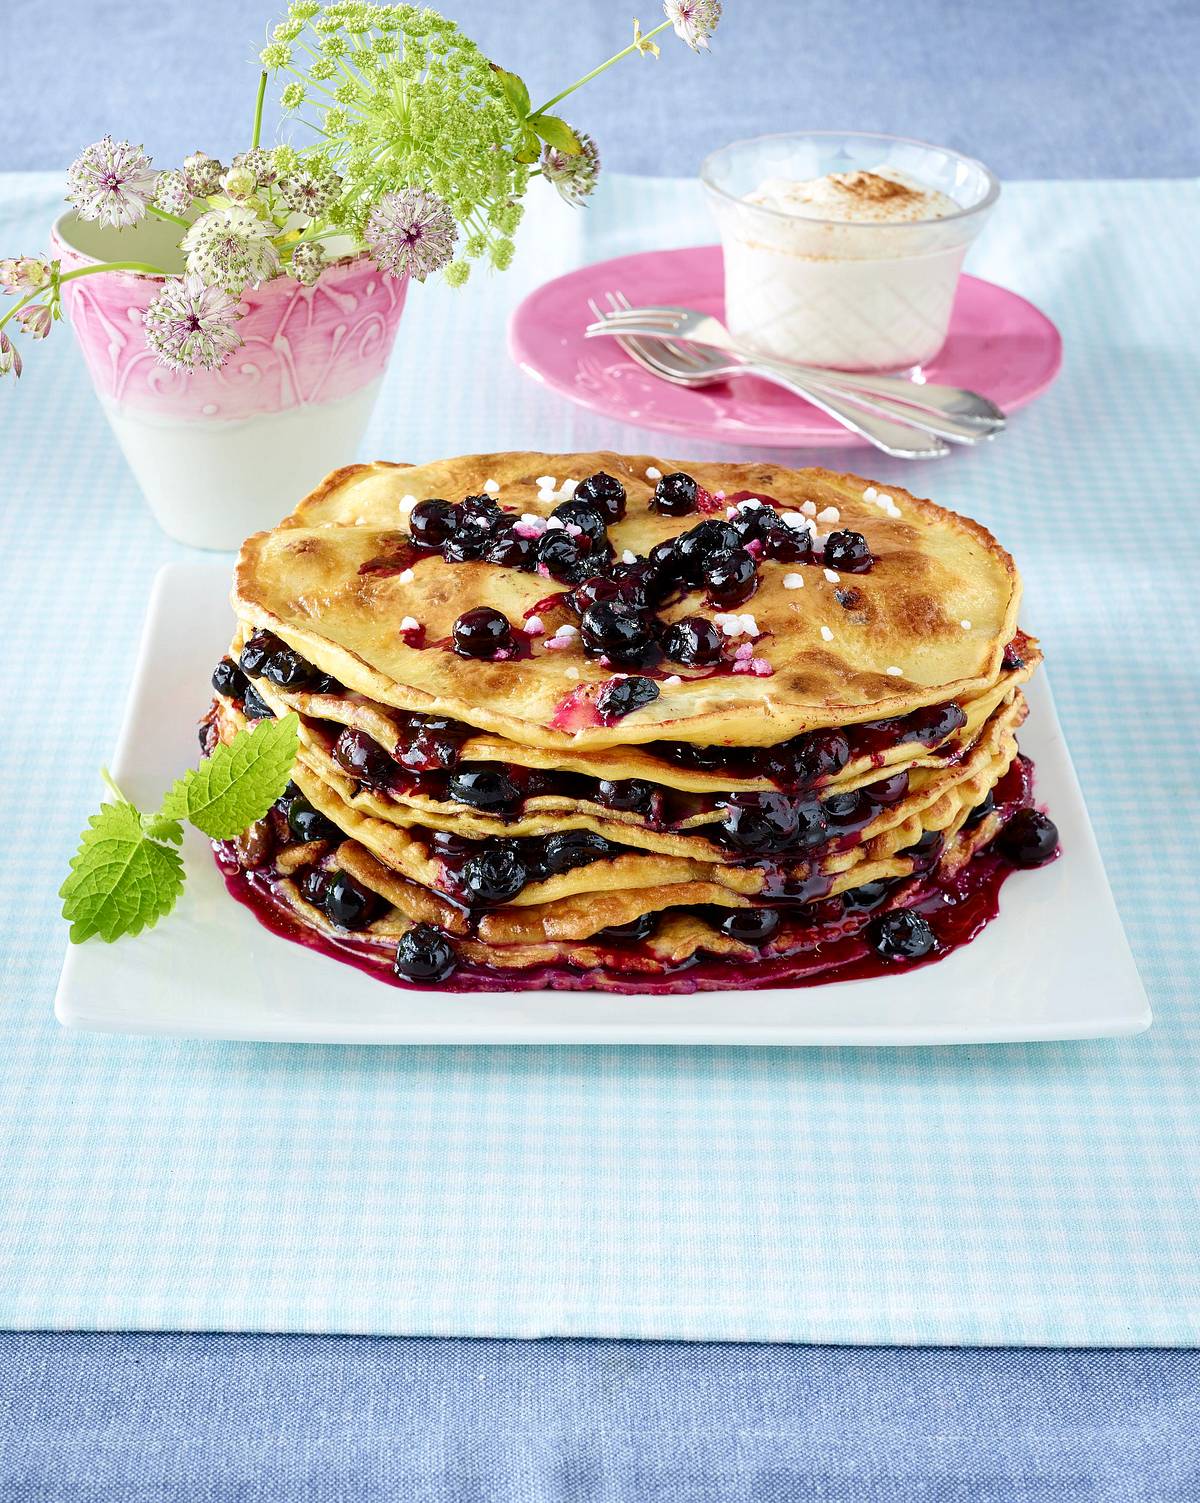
[[61, 714, 300, 943]]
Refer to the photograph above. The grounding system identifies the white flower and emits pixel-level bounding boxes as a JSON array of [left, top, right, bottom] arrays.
[[365, 188, 457, 282], [183, 151, 224, 197], [278, 165, 343, 217], [663, 0, 722, 51], [289, 241, 327, 287], [152, 170, 192, 219], [540, 132, 600, 207], [141, 275, 242, 372], [66, 137, 156, 228], [181, 206, 281, 293], [232, 148, 277, 187]]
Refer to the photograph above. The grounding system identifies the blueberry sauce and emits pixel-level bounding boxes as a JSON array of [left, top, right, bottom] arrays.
[[214, 753, 1053, 994]]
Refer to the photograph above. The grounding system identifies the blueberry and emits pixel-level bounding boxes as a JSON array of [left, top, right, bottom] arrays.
[[241, 684, 274, 721], [997, 808, 1058, 867], [552, 499, 608, 547], [655, 741, 728, 772], [333, 727, 394, 786], [596, 913, 658, 943], [762, 522, 813, 564], [580, 601, 654, 658], [596, 676, 660, 721], [724, 794, 828, 855], [904, 830, 945, 864], [651, 471, 698, 517], [608, 561, 663, 611], [822, 790, 866, 827], [904, 703, 967, 747], [719, 794, 803, 855], [323, 871, 381, 929], [261, 644, 318, 689], [445, 527, 491, 562], [394, 923, 458, 983], [964, 791, 995, 826], [211, 657, 248, 699], [297, 866, 330, 908], [868, 910, 936, 960], [718, 908, 780, 945], [484, 531, 536, 570], [459, 494, 503, 531], [449, 766, 521, 812], [537, 530, 590, 584], [408, 498, 458, 549], [596, 778, 654, 813], [569, 576, 621, 615], [274, 779, 301, 812], [673, 521, 740, 585], [453, 606, 513, 660], [762, 729, 851, 790], [400, 715, 471, 772], [574, 471, 627, 524], [842, 880, 891, 911], [823, 530, 873, 574], [287, 795, 340, 843], [705, 547, 758, 608], [662, 615, 724, 667], [729, 505, 781, 548], [541, 829, 612, 874], [870, 770, 910, 805], [461, 844, 528, 904], [239, 630, 283, 677]]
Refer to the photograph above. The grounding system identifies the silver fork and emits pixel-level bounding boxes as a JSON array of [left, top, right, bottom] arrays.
[[587, 295, 954, 460], [587, 297, 1006, 436]]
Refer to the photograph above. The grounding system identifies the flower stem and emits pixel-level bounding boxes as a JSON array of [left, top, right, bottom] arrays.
[[100, 767, 127, 804], [0, 258, 172, 331], [251, 70, 268, 150], [58, 261, 170, 282], [148, 204, 190, 230], [531, 19, 671, 116]]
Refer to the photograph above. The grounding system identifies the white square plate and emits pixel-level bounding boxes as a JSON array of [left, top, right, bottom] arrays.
[[55, 563, 1151, 1046]]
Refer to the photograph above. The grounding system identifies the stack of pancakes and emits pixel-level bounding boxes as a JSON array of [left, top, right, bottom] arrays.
[[207, 451, 1042, 990]]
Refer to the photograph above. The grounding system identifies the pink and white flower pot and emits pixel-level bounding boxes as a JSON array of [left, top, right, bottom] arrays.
[[51, 212, 407, 550]]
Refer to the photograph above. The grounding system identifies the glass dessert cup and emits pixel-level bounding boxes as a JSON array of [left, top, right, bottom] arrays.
[[701, 131, 1000, 373]]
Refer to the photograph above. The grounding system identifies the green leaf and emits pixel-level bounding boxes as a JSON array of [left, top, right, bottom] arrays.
[[529, 115, 582, 154], [493, 65, 531, 118], [513, 124, 542, 165], [159, 712, 299, 840], [60, 800, 186, 944]]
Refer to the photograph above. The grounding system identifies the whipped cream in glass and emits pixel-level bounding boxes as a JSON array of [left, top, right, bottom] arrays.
[[702, 134, 999, 371]]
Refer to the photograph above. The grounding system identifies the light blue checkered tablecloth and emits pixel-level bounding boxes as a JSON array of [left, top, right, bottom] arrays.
[[1, 171, 1198, 1345]]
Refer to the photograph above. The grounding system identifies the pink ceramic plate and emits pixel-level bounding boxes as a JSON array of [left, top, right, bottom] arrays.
[[508, 245, 1063, 449]]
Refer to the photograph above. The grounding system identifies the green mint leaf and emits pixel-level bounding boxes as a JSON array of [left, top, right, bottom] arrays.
[[142, 812, 184, 845], [158, 712, 299, 840], [529, 115, 581, 154], [493, 66, 531, 119], [60, 800, 186, 943]]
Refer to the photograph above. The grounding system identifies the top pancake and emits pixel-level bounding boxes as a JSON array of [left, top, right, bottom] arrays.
[[233, 452, 1021, 751]]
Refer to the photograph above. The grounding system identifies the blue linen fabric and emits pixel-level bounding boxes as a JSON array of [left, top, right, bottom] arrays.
[[2, 0, 1198, 180], [1, 169, 1200, 1348], [3, 1333, 1200, 1503]]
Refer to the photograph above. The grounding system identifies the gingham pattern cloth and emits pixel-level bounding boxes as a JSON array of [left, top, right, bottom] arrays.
[[1, 172, 1197, 1344]]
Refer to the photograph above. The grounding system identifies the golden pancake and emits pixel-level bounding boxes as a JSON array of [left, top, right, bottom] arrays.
[[232, 453, 1021, 750]]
